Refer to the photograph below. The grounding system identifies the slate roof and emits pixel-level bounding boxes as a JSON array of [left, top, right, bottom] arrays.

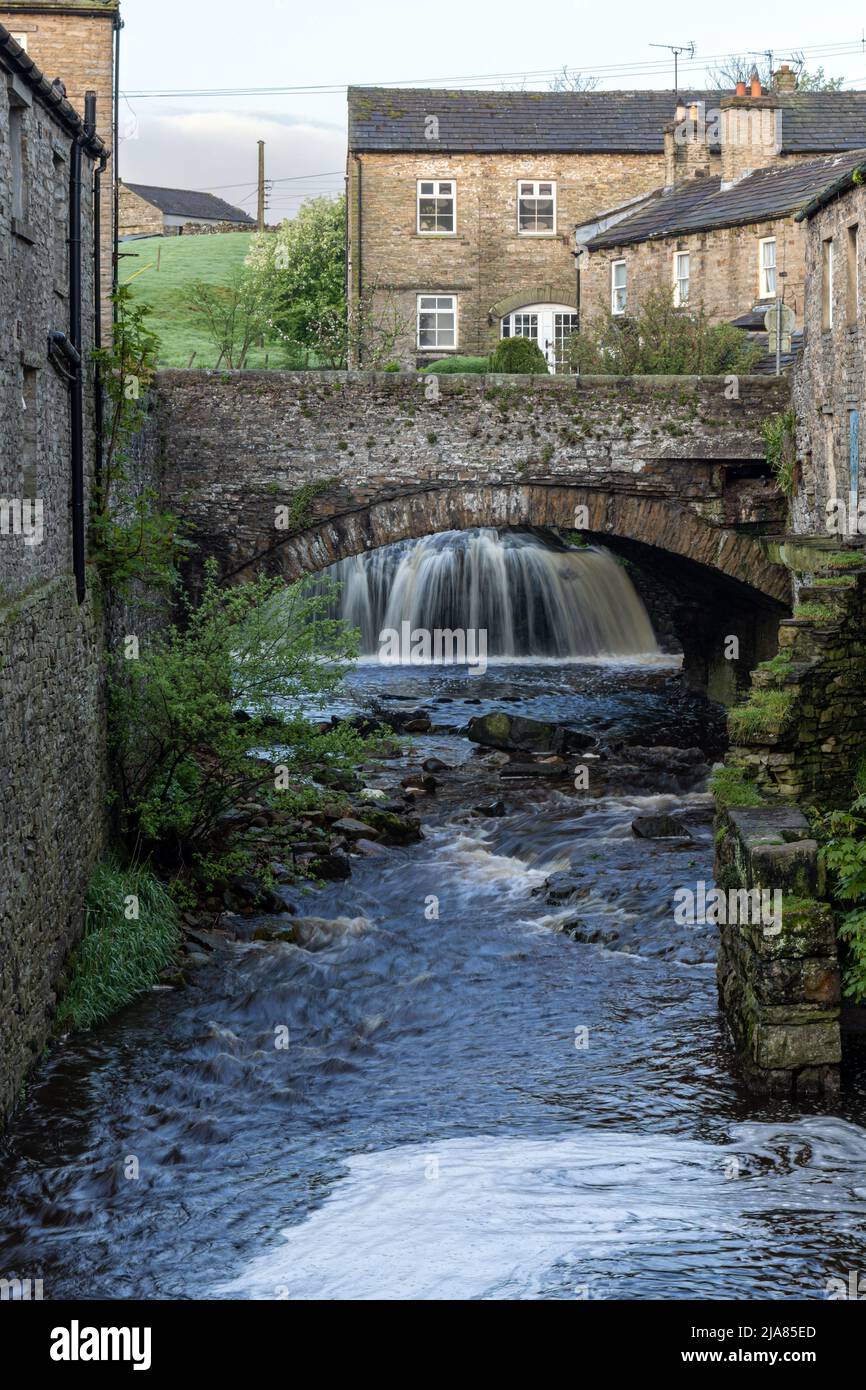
[[586, 150, 866, 248], [123, 183, 255, 225], [348, 87, 866, 155], [795, 156, 866, 220]]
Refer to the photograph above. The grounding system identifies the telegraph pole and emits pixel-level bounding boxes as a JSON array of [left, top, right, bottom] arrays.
[[257, 140, 266, 231]]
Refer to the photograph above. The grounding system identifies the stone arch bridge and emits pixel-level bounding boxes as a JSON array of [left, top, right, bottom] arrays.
[[155, 370, 793, 695]]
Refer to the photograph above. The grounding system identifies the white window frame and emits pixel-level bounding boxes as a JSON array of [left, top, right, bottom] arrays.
[[758, 236, 777, 299], [417, 293, 458, 350], [417, 179, 456, 235], [611, 259, 626, 315], [673, 251, 690, 307], [10, 32, 28, 51], [822, 238, 834, 330], [517, 179, 557, 236]]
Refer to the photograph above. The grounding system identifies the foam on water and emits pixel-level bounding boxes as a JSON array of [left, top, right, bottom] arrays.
[[219, 1119, 866, 1300]]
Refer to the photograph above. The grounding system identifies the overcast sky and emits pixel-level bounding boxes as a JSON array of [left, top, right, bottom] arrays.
[[118, 0, 866, 219]]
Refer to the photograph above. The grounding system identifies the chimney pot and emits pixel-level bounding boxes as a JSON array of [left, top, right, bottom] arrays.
[[735, 80, 747, 96], [750, 74, 762, 98]]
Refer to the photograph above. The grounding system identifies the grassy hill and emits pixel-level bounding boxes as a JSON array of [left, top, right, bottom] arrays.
[[121, 232, 286, 369]]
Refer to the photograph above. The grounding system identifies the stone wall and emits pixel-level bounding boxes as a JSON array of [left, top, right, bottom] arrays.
[[0, 1, 119, 337], [715, 805, 841, 1097], [0, 31, 110, 1125], [581, 212, 807, 329], [0, 578, 108, 1120], [118, 180, 163, 239], [790, 182, 866, 536], [153, 369, 791, 605], [348, 149, 668, 365]]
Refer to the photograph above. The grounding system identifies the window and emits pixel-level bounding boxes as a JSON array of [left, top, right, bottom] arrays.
[[417, 294, 456, 349], [822, 238, 834, 330], [501, 311, 538, 341], [20, 367, 38, 499], [10, 32, 28, 51], [53, 149, 68, 290], [847, 224, 859, 324], [517, 180, 556, 234], [673, 251, 690, 306], [10, 105, 27, 223], [759, 237, 776, 298], [611, 260, 626, 314], [417, 180, 455, 234]]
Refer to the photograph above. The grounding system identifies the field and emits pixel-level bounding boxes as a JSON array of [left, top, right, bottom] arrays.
[[121, 232, 286, 369]]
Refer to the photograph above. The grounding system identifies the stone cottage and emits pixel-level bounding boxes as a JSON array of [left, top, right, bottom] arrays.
[[347, 77, 866, 370], [0, 23, 109, 1122], [792, 158, 866, 536]]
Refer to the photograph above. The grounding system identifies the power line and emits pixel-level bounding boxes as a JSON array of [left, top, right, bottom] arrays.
[[121, 38, 866, 99]]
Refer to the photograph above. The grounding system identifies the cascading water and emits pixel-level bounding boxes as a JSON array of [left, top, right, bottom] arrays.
[[325, 529, 659, 660]]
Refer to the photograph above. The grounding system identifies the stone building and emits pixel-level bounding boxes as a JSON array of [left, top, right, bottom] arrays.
[[118, 180, 256, 238], [791, 159, 866, 537], [0, 0, 120, 331], [579, 149, 866, 341], [347, 78, 866, 369], [0, 23, 109, 1122]]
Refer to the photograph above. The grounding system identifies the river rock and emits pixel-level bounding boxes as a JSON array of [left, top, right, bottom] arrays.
[[631, 814, 692, 840], [359, 808, 423, 844], [473, 800, 507, 817], [563, 919, 619, 945], [499, 762, 571, 780], [538, 872, 585, 904], [223, 876, 290, 914], [331, 817, 379, 840], [422, 757, 450, 773], [354, 837, 388, 856], [468, 711, 594, 755], [309, 850, 352, 880], [404, 717, 432, 733]]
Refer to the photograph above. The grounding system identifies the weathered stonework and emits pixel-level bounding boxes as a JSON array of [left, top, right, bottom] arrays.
[[715, 806, 841, 1096], [154, 368, 791, 600]]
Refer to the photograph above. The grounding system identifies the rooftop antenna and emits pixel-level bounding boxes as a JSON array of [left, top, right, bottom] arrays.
[[649, 41, 695, 95]]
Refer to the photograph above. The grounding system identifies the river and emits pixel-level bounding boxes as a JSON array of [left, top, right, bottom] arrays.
[[1, 532, 866, 1300]]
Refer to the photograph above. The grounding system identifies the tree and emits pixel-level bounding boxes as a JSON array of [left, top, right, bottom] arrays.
[[567, 288, 762, 375], [185, 265, 272, 369], [251, 195, 347, 360], [550, 68, 599, 92]]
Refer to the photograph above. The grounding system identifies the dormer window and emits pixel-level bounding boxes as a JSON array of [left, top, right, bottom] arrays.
[[417, 180, 455, 234]]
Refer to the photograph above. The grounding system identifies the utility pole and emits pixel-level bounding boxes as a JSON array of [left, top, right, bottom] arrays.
[[257, 140, 266, 232]]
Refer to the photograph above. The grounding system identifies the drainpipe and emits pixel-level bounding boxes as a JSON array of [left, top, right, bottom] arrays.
[[355, 155, 363, 367], [69, 114, 86, 603], [91, 93, 109, 500], [112, 11, 123, 307]]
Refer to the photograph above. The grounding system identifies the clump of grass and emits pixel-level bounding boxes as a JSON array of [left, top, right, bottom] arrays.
[[818, 550, 864, 570], [56, 859, 181, 1033], [756, 649, 793, 684], [728, 689, 793, 741], [710, 764, 766, 807], [793, 601, 834, 622]]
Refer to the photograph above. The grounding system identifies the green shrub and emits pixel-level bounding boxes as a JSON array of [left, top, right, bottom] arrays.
[[489, 337, 550, 374], [762, 408, 798, 496], [422, 355, 490, 374], [567, 288, 762, 375], [727, 688, 793, 741], [56, 860, 181, 1032], [815, 795, 866, 1000]]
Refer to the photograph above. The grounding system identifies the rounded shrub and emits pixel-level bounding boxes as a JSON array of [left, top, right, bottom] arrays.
[[422, 356, 491, 374], [490, 337, 550, 374]]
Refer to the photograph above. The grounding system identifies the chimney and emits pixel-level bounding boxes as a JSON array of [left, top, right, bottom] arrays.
[[772, 63, 798, 92], [664, 99, 716, 187], [719, 79, 781, 185]]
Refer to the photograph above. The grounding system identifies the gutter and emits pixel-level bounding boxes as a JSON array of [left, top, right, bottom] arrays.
[[69, 104, 86, 603]]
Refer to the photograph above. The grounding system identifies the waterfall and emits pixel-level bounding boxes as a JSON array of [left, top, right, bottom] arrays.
[[323, 529, 659, 661]]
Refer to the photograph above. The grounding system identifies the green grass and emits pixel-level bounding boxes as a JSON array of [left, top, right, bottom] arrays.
[[121, 233, 286, 368], [711, 764, 766, 808], [55, 859, 181, 1032], [728, 688, 794, 741]]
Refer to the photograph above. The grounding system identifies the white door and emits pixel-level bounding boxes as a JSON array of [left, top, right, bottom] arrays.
[[500, 302, 579, 372]]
